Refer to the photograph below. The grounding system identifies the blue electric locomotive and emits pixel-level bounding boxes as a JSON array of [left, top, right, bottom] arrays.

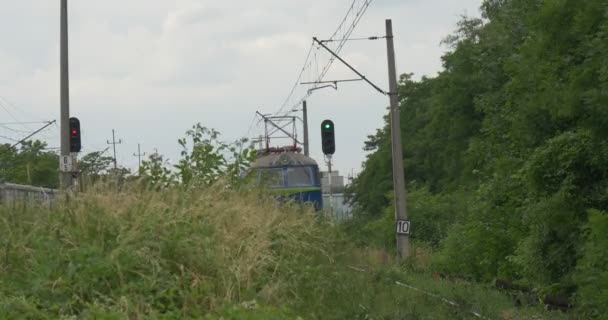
[[250, 150, 323, 210]]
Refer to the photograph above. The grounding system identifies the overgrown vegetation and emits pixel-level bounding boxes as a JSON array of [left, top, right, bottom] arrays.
[[347, 0, 608, 317], [2, 0, 606, 316], [0, 185, 566, 319]]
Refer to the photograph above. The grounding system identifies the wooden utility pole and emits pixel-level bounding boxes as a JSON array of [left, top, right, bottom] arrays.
[[386, 19, 410, 259]]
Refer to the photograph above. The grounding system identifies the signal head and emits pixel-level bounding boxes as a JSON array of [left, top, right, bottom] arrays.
[[69, 117, 81, 153], [320, 119, 335, 155]]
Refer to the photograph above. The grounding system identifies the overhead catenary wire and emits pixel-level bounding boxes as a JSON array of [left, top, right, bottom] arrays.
[[0, 98, 40, 133], [0, 121, 51, 125], [306, 0, 373, 98], [0, 134, 20, 142], [9, 121, 57, 149], [0, 99, 24, 129], [275, 0, 374, 116], [0, 124, 39, 134], [0, 96, 46, 127], [0, 121, 57, 155], [320, 35, 387, 42], [313, 37, 387, 95], [276, 41, 316, 115]]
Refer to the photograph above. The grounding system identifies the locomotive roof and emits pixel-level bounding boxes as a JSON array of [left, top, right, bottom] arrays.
[[250, 152, 318, 168]]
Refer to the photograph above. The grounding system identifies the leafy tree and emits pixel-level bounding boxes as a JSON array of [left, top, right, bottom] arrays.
[[79, 151, 113, 176], [574, 210, 608, 318], [174, 123, 256, 187], [0, 141, 59, 188], [139, 153, 174, 188], [347, 0, 608, 310]]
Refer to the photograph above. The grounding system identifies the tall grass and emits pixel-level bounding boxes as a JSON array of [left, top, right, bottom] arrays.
[[0, 184, 569, 319]]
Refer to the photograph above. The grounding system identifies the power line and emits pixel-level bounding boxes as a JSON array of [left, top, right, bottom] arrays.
[[314, 0, 374, 87], [0, 126, 31, 134], [320, 35, 386, 42], [303, 0, 374, 106], [276, 41, 315, 114], [0, 95, 47, 126], [0, 121, 51, 125], [313, 37, 387, 95], [0, 125, 36, 134], [276, 0, 374, 116], [7, 120, 57, 149], [0, 99, 23, 128], [327, 0, 358, 41], [0, 134, 20, 142], [275, 0, 363, 115], [244, 113, 260, 140]]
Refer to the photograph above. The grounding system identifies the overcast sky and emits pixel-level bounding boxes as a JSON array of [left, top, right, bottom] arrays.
[[0, 0, 482, 176]]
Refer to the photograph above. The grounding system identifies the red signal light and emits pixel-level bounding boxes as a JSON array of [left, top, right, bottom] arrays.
[[69, 117, 82, 152]]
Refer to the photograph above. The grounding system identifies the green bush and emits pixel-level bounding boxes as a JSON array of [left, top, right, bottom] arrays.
[[345, 188, 470, 250], [574, 210, 608, 318]]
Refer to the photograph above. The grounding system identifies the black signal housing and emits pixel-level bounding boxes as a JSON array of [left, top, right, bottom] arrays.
[[321, 120, 335, 155], [69, 117, 81, 152]]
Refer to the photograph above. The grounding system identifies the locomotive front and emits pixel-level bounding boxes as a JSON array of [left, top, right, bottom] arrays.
[[249, 151, 323, 211]]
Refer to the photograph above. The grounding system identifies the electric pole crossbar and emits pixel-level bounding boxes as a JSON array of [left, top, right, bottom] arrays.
[[133, 143, 146, 173], [107, 129, 122, 170]]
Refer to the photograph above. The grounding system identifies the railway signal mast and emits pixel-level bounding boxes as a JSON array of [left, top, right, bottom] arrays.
[[59, 0, 81, 189], [321, 120, 336, 212], [311, 19, 410, 259]]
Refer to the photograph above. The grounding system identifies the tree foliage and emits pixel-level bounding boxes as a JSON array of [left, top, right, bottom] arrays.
[[138, 123, 256, 188], [347, 0, 608, 314], [79, 150, 114, 176], [0, 141, 59, 188]]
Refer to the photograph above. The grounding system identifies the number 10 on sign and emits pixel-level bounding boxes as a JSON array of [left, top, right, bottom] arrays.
[[396, 220, 410, 235]]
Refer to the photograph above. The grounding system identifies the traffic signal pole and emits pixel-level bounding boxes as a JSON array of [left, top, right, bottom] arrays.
[[59, 0, 73, 190], [386, 19, 410, 259]]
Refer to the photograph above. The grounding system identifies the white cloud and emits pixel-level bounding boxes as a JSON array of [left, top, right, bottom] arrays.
[[0, 0, 482, 173]]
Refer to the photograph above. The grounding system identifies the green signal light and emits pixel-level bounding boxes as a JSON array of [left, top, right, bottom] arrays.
[[324, 124, 331, 129]]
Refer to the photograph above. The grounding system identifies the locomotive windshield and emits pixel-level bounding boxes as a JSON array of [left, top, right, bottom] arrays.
[[286, 167, 314, 187], [255, 166, 317, 188], [258, 168, 284, 188]]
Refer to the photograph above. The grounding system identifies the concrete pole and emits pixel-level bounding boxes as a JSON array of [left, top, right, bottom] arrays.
[[386, 19, 410, 259], [303, 100, 310, 156], [59, 0, 72, 190]]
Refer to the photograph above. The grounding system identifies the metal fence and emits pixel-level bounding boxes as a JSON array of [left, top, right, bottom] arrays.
[[0, 183, 57, 207]]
